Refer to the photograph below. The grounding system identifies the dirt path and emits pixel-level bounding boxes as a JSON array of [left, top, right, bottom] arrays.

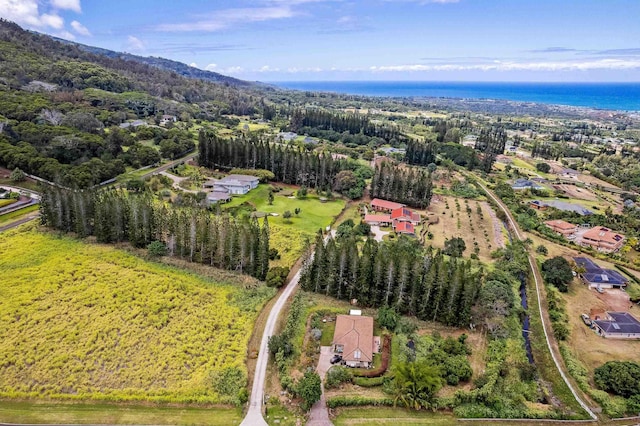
[[485, 201, 506, 249]]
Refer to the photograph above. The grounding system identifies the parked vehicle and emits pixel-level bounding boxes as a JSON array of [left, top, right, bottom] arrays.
[[596, 287, 604, 294], [581, 313, 591, 325], [330, 354, 342, 364]]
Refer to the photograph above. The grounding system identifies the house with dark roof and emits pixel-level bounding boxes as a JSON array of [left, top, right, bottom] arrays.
[[370, 198, 405, 213], [332, 314, 378, 368], [574, 257, 628, 289], [592, 312, 640, 339], [206, 189, 231, 205]]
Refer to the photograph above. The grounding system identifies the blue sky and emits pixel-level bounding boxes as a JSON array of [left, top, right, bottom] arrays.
[[3, 0, 640, 82]]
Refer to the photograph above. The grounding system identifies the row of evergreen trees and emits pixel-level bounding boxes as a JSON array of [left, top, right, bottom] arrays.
[[405, 140, 436, 167], [198, 132, 352, 189], [370, 161, 433, 209], [40, 186, 270, 279], [300, 235, 482, 328], [288, 108, 402, 142]]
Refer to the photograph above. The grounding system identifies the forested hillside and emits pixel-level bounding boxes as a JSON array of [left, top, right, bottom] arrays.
[[0, 19, 268, 188]]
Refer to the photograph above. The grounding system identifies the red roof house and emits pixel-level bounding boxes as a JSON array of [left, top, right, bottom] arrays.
[[371, 198, 405, 213], [393, 220, 415, 235], [364, 214, 392, 226], [390, 207, 421, 224]]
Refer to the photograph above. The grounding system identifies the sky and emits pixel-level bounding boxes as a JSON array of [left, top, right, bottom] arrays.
[[2, 0, 640, 82]]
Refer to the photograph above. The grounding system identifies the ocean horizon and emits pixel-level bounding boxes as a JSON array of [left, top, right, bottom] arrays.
[[272, 81, 640, 112]]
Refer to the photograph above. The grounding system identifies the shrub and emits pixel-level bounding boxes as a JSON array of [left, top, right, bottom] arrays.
[[298, 371, 322, 410], [266, 266, 289, 288], [325, 366, 353, 389], [326, 396, 394, 408], [354, 376, 388, 387], [10, 167, 26, 182], [594, 361, 640, 398], [147, 241, 167, 257], [536, 245, 548, 255]]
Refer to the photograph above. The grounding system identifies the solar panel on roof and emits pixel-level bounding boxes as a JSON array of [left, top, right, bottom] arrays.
[[612, 323, 620, 330], [602, 274, 609, 281]]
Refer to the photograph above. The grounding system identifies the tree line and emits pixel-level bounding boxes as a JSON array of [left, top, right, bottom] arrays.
[[370, 161, 433, 209], [198, 132, 357, 190], [40, 186, 270, 279], [300, 234, 482, 328]]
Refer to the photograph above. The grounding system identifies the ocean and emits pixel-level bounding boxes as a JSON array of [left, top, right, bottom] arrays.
[[273, 81, 640, 112]]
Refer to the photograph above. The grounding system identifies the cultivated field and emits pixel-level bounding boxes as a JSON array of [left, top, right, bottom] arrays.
[[0, 227, 274, 403], [425, 195, 504, 263]]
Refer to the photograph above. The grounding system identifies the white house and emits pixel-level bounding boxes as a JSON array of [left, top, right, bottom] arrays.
[[203, 174, 259, 195]]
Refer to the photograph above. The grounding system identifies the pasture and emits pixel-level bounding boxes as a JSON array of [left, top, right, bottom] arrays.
[[0, 227, 274, 404]]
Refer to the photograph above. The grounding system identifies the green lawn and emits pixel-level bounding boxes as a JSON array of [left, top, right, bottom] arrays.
[[0, 400, 241, 425], [0, 178, 40, 192], [224, 184, 346, 267], [333, 407, 457, 426]]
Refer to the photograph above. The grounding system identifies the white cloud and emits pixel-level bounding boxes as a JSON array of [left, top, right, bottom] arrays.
[[259, 65, 281, 72], [126, 35, 146, 52], [369, 58, 640, 72], [156, 6, 295, 32], [50, 0, 81, 13], [71, 20, 91, 36], [189, 62, 199, 68], [205, 63, 218, 71], [0, 0, 66, 29]]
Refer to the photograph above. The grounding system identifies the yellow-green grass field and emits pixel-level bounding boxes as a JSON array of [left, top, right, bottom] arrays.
[[225, 184, 346, 267], [0, 400, 241, 425], [0, 204, 39, 225], [0, 227, 274, 404]]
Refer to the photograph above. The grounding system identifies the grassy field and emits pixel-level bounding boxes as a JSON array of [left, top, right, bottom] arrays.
[[0, 226, 274, 404], [0, 400, 241, 425], [426, 196, 503, 263], [225, 184, 346, 267], [333, 407, 457, 425], [0, 204, 39, 224]]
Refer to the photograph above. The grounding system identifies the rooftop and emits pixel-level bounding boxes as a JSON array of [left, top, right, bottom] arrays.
[[371, 198, 405, 211], [594, 312, 640, 335], [582, 227, 625, 245], [544, 219, 577, 230], [333, 314, 374, 363]]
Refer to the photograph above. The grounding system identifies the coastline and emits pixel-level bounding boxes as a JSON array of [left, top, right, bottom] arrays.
[[270, 81, 640, 115]]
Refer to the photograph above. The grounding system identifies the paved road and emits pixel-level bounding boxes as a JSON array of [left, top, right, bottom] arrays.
[[241, 232, 333, 426], [474, 179, 598, 421], [240, 265, 305, 426], [307, 346, 334, 426]]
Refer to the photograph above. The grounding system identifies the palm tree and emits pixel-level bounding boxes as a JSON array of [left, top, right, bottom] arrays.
[[392, 362, 443, 410]]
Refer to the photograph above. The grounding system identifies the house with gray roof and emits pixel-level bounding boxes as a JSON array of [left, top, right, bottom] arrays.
[[203, 174, 259, 195], [592, 312, 640, 339], [511, 178, 544, 190]]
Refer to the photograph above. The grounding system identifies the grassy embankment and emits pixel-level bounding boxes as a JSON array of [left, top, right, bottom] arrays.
[[0, 226, 274, 405]]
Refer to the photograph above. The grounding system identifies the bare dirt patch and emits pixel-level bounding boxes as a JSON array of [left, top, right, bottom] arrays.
[[554, 184, 598, 201]]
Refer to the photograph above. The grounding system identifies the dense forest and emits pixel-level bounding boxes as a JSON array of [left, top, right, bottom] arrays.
[[300, 234, 482, 327], [40, 186, 270, 279]]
